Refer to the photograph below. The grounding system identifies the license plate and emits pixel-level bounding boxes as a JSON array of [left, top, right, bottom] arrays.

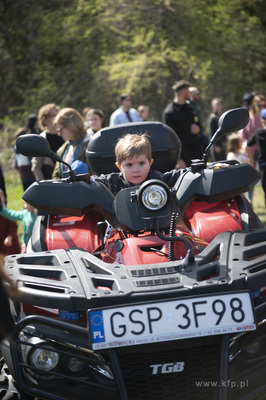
[[88, 291, 256, 350]]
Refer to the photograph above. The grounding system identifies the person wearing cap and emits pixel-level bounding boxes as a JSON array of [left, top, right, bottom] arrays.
[[247, 108, 266, 205], [242, 93, 254, 109], [162, 80, 205, 168]]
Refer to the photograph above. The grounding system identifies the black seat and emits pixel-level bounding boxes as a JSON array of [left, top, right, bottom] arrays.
[[86, 121, 181, 175]]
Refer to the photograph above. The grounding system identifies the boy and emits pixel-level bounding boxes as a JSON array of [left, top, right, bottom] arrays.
[[94, 133, 183, 194]]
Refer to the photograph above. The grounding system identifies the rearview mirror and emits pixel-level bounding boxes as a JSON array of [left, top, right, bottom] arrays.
[[217, 108, 249, 137], [204, 108, 249, 161], [16, 134, 62, 163]]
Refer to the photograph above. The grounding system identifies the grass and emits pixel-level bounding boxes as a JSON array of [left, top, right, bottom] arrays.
[[2, 168, 266, 245], [252, 184, 266, 227]]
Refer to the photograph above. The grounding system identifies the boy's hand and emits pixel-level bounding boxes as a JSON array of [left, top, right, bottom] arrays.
[[4, 235, 12, 247], [213, 163, 230, 169]]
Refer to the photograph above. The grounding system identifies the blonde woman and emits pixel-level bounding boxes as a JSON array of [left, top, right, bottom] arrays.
[[52, 108, 91, 179]]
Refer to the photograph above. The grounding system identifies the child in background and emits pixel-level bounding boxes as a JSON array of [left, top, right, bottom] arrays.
[[0, 180, 21, 259], [0, 216, 21, 259], [226, 133, 250, 203], [137, 105, 150, 121], [226, 133, 249, 164], [0, 194, 36, 253]]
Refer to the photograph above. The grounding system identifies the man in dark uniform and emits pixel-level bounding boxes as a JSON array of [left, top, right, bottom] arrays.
[[162, 80, 205, 168]]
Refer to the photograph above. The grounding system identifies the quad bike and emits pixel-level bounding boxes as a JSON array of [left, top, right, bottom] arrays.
[[1, 108, 266, 400]]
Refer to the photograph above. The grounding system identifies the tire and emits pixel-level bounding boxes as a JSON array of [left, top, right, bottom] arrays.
[[0, 358, 35, 400]]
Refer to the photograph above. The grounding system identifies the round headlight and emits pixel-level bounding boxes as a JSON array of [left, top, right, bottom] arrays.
[[66, 356, 88, 374], [141, 184, 168, 210], [30, 347, 59, 371], [241, 333, 264, 357]]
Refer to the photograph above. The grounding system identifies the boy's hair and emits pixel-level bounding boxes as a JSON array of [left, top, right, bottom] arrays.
[[115, 133, 152, 165]]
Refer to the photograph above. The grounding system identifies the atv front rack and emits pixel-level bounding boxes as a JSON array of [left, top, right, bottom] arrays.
[[4, 229, 266, 312]]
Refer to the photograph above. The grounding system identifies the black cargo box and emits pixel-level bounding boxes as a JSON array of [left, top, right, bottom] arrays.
[[86, 121, 181, 176]]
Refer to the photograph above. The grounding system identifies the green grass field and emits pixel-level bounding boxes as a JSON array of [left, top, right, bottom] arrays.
[[4, 168, 266, 246]]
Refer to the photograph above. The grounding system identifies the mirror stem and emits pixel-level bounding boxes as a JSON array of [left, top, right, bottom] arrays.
[[61, 160, 75, 181]]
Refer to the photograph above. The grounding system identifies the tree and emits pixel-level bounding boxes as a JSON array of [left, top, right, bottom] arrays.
[[0, 0, 265, 126]]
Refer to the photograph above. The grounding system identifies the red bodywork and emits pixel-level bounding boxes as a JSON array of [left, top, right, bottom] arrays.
[[46, 211, 104, 252], [45, 199, 243, 264], [183, 198, 243, 244]]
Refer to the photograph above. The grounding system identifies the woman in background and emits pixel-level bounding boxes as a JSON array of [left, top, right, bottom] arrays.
[[85, 108, 105, 139], [52, 108, 91, 179]]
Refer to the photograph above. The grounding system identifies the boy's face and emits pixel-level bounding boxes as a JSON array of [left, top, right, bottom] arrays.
[[116, 154, 153, 185]]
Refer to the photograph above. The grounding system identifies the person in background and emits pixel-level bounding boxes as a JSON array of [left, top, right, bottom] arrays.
[[189, 87, 202, 125], [31, 103, 64, 181], [226, 133, 249, 164], [0, 176, 20, 339], [239, 93, 265, 167], [52, 107, 91, 179], [162, 80, 204, 168], [242, 92, 255, 109], [207, 98, 227, 161], [14, 128, 35, 191], [85, 108, 105, 139], [27, 113, 40, 134], [82, 107, 92, 127], [109, 93, 143, 126], [0, 195, 36, 254], [238, 93, 264, 204], [247, 108, 266, 205], [0, 176, 21, 257], [137, 105, 150, 121], [189, 86, 209, 148]]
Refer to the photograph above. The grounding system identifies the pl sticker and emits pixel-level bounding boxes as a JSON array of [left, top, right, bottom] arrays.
[[89, 311, 105, 343]]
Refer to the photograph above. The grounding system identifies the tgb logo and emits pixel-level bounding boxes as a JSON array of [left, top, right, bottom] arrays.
[[150, 362, 185, 375]]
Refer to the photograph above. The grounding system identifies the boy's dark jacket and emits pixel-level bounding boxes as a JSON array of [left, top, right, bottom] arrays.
[[94, 169, 182, 196]]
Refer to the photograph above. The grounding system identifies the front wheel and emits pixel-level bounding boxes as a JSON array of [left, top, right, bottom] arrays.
[[0, 358, 35, 400]]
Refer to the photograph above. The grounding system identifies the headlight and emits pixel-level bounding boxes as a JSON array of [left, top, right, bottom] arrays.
[[241, 333, 264, 357], [141, 184, 168, 210], [65, 356, 88, 374], [29, 345, 59, 371]]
